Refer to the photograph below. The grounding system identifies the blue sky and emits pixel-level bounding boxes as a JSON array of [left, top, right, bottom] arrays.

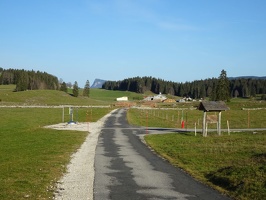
[[0, 0, 265, 86]]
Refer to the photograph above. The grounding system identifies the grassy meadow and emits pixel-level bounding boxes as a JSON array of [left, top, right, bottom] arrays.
[[0, 108, 86, 199], [1, 84, 266, 199], [127, 99, 266, 129], [127, 98, 266, 199], [0, 85, 142, 106], [0, 107, 112, 199], [89, 88, 144, 102], [145, 132, 266, 200], [0, 85, 115, 199]]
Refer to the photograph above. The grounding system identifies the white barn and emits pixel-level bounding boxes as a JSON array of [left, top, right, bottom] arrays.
[[116, 96, 128, 101]]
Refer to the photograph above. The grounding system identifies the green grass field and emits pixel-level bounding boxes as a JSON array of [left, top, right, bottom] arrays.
[[0, 107, 111, 199], [0, 85, 144, 105], [145, 132, 266, 200], [89, 88, 144, 102], [0, 108, 84, 199], [127, 100, 266, 129], [0, 85, 114, 199], [127, 98, 266, 199], [1, 84, 266, 199]]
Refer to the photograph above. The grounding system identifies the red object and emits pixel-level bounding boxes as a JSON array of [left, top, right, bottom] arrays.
[[181, 121, 185, 128]]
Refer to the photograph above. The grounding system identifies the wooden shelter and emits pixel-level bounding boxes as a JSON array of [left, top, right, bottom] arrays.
[[198, 101, 229, 137]]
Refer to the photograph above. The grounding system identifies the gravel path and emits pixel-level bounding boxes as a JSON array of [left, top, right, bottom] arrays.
[[44, 110, 116, 200]]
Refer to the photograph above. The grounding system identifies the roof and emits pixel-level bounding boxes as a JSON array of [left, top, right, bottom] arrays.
[[198, 101, 229, 112], [116, 96, 128, 101], [143, 93, 167, 101]]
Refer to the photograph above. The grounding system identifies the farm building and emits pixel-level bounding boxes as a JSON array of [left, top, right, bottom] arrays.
[[143, 93, 167, 102], [116, 96, 128, 101]]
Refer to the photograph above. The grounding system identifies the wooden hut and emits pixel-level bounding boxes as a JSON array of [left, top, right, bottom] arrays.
[[198, 101, 229, 137]]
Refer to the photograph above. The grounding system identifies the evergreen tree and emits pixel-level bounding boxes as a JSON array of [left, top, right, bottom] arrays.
[[250, 83, 256, 97], [199, 84, 206, 99], [210, 81, 217, 101], [60, 82, 68, 93], [216, 69, 230, 101], [15, 70, 29, 91], [101, 75, 266, 99], [73, 81, 79, 97], [83, 80, 90, 97]]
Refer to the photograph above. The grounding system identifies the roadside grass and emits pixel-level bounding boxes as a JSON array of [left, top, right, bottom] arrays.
[[63, 106, 113, 123], [0, 107, 111, 199], [145, 132, 266, 200]]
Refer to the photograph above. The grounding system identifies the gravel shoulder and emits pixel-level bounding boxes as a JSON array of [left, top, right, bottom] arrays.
[[44, 109, 116, 200]]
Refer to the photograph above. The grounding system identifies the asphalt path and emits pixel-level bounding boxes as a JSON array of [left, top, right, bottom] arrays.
[[94, 108, 231, 200]]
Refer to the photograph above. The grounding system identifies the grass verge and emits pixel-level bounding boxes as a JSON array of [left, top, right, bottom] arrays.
[[0, 107, 110, 199], [145, 132, 266, 200]]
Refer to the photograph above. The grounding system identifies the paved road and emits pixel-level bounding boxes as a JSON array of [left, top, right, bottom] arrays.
[[94, 108, 231, 200]]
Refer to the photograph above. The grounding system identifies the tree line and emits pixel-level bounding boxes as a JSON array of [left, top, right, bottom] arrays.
[[102, 71, 266, 100], [0, 68, 91, 97], [0, 68, 59, 91]]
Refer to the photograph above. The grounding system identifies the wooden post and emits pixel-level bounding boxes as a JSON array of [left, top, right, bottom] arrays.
[[218, 111, 222, 136], [62, 107, 64, 122], [195, 122, 197, 136], [186, 111, 188, 130], [202, 111, 206, 137], [146, 111, 148, 134], [248, 110, 250, 128], [227, 120, 230, 135]]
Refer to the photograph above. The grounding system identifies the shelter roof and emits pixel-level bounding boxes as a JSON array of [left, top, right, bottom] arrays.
[[198, 101, 229, 112]]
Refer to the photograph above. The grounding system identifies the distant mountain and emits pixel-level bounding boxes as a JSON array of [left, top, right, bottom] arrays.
[[91, 78, 107, 88], [229, 76, 266, 80]]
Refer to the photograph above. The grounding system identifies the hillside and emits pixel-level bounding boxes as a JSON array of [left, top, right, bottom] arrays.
[[0, 85, 144, 105]]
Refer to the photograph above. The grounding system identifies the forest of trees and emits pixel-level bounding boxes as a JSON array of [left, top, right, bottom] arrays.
[[1, 67, 265, 100], [102, 74, 266, 100], [0, 68, 59, 91]]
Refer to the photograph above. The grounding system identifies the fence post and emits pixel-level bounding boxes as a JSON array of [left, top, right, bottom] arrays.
[[195, 122, 197, 136], [62, 106, 64, 122], [227, 120, 230, 135]]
